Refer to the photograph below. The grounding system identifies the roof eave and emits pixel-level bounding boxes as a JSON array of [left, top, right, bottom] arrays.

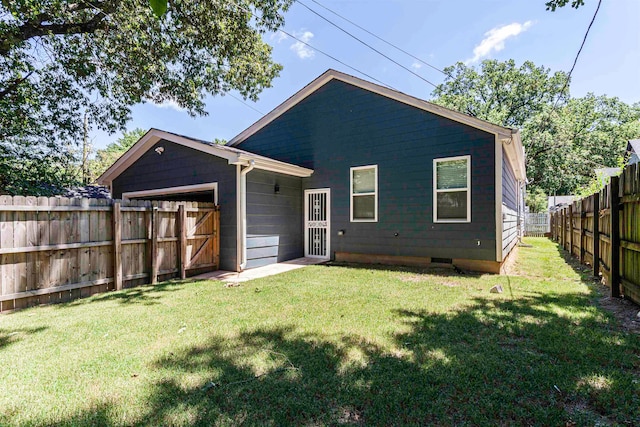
[[228, 69, 517, 146], [97, 129, 313, 186]]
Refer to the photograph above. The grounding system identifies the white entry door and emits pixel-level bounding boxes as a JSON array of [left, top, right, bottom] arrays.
[[304, 189, 330, 258]]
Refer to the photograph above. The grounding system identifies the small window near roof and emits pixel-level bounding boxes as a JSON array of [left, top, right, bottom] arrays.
[[433, 156, 470, 223], [351, 165, 378, 222]]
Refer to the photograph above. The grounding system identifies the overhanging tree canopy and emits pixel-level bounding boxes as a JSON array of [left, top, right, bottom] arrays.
[[0, 0, 292, 195]]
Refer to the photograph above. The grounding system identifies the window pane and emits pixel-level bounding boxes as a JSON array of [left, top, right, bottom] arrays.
[[437, 159, 468, 190], [353, 168, 376, 193], [353, 195, 375, 219], [437, 191, 468, 220]]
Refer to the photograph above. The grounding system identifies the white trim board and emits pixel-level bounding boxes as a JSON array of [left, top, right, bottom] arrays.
[[228, 69, 518, 145], [97, 129, 313, 187], [350, 165, 378, 222], [433, 155, 471, 223], [228, 69, 525, 182], [122, 182, 219, 204]]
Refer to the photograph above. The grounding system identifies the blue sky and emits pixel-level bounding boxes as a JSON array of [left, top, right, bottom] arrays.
[[91, 0, 640, 150]]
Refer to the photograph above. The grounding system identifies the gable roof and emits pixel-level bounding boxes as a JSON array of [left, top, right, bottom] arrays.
[[227, 69, 526, 181], [97, 129, 314, 186]]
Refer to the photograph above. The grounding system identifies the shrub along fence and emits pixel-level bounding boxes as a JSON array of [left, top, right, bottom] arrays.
[[550, 162, 640, 305], [0, 197, 219, 312]]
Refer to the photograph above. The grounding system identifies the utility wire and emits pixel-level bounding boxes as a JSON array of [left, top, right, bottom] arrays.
[[307, 0, 448, 77], [552, 0, 602, 110], [295, 0, 439, 88], [228, 0, 395, 89], [227, 93, 265, 115], [530, 0, 603, 163], [277, 27, 396, 89]]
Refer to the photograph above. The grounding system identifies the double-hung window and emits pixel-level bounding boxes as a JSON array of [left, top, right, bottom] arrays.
[[433, 155, 471, 223], [350, 165, 378, 222]]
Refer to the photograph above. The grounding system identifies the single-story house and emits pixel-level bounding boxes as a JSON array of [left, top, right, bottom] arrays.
[[98, 69, 526, 273]]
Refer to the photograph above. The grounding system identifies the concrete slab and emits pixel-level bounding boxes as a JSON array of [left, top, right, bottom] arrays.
[[193, 257, 326, 283]]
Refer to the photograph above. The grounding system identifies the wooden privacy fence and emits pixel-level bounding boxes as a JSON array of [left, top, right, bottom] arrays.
[[550, 162, 640, 305], [0, 197, 220, 312], [525, 213, 550, 237]]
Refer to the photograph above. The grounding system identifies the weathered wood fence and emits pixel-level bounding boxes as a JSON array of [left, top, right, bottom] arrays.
[[525, 213, 550, 237], [0, 197, 219, 312], [550, 162, 640, 305]]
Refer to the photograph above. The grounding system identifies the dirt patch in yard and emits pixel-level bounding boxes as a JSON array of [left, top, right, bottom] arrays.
[[598, 294, 640, 334]]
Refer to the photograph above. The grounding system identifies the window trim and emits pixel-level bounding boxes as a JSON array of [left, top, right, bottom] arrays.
[[350, 164, 378, 222], [433, 155, 471, 223]]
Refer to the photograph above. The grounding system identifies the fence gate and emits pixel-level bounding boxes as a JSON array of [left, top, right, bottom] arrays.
[[0, 197, 219, 312], [525, 213, 550, 237]]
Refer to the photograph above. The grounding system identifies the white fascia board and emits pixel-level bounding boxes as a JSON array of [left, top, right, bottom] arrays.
[[97, 128, 313, 185], [501, 131, 526, 182], [228, 69, 516, 146], [235, 154, 313, 177], [97, 129, 238, 185]]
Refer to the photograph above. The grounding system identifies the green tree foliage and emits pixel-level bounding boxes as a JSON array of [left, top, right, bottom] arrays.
[[1, 0, 292, 195], [87, 128, 147, 182], [545, 0, 586, 11], [525, 188, 548, 213], [432, 60, 569, 129], [523, 95, 640, 194], [432, 59, 640, 195]]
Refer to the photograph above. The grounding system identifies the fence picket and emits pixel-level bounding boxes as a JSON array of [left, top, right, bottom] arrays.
[[0, 198, 219, 312]]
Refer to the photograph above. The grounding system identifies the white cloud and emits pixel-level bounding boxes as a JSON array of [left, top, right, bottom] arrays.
[[290, 31, 315, 59], [411, 62, 423, 70], [271, 32, 288, 44], [151, 99, 186, 112], [467, 21, 533, 63]]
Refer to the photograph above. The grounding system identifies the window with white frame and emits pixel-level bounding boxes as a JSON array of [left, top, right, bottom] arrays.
[[433, 156, 470, 222], [350, 165, 378, 222]]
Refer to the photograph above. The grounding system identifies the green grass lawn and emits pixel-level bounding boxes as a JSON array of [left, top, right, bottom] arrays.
[[1, 238, 638, 426]]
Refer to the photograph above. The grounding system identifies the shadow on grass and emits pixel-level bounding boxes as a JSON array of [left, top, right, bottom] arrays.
[[0, 326, 48, 350], [61, 280, 188, 308], [53, 292, 639, 426]]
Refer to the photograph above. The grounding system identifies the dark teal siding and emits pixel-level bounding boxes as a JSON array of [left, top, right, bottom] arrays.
[[502, 148, 518, 211], [237, 80, 497, 261], [111, 140, 238, 271], [246, 170, 303, 265]]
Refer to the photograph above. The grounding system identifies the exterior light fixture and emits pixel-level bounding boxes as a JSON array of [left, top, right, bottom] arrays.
[[155, 146, 164, 155]]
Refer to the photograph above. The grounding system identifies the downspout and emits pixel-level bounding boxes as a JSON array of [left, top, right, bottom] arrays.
[[239, 160, 255, 270]]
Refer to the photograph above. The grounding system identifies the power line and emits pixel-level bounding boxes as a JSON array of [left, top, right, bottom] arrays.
[[227, 93, 265, 115], [295, 0, 439, 88], [531, 0, 604, 165], [307, 0, 448, 77], [227, 0, 396, 89], [278, 27, 396, 89], [552, 0, 602, 110]]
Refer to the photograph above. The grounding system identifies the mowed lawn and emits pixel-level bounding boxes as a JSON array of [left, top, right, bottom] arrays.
[[1, 238, 639, 426]]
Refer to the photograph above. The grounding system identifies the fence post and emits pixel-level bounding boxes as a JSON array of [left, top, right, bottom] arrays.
[[610, 176, 621, 298], [113, 201, 123, 291], [568, 204, 573, 255], [579, 200, 584, 263], [151, 206, 159, 284], [593, 192, 600, 278], [178, 204, 187, 280]]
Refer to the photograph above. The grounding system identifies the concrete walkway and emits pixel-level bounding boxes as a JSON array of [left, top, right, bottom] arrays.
[[193, 257, 327, 283]]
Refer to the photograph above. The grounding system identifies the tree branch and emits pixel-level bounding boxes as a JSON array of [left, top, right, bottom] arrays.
[[0, 71, 34, 101], [0, 3, 114, 56]]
